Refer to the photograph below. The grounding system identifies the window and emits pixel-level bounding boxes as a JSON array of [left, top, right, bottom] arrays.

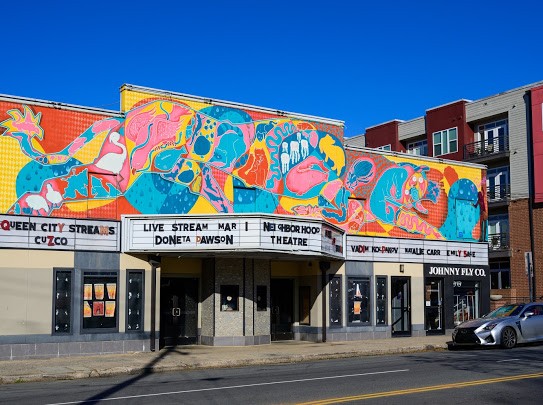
[[299, 286, 310, 325], [82, 272, 118, 332], [490, 261, 511, 289], [329, 276, 342, 327], [376, 144, 391, 151], [477, 119, 508, 153], [376, 277, 387, 325], [220, 285, 239, 311], [407, 140, 428, 156], [126, 270, 144, 332], [488, 214, 509, 250], [53, 269, 73, 334], [347, 277, 370, 325], [432, 128, 458, 156], [487, 166, 510, 201], [453, 280, 480, 325]]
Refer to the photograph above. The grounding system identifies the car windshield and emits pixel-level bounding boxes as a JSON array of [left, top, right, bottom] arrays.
[[485, 304, 525, 318]]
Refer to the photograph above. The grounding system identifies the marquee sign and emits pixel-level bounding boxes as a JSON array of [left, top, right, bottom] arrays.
[[0, 215, 120, 252], [122, 214, 344, 258], [346, 235, 488, 265]]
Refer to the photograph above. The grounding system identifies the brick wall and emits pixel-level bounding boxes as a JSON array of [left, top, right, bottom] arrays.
[[533, 205, 543, 298], [509, 199, 543, 299]]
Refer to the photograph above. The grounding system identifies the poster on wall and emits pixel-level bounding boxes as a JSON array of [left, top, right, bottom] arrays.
[[82, 274, 117, 330]]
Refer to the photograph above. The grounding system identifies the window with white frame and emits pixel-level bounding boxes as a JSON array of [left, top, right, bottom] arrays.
[[487, 166, 510, 201], [488, 214, 509, 249], [407, 140, 428, 156], [376, 144, 391, 151], [432, 128, 458, 156], [476, 119, 508, 152]]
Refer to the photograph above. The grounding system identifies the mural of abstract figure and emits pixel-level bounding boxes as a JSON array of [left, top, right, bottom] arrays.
[[0, 100, 347, 221], [0, 93, 486, 242]]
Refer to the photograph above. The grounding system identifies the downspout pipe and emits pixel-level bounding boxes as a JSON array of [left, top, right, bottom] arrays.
[[526, 91, 537, 300]]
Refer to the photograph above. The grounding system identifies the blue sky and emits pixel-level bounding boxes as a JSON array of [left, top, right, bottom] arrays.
[[2, 0, 542, 137]]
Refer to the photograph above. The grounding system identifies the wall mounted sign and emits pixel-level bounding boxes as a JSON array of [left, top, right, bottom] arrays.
[[346, 235, 488, 265], [0, 215, 120, 251], [122, 214, 344, 258], [424, 263, 490, 279]]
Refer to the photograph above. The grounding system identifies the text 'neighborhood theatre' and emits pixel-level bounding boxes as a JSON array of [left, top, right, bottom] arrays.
[[0, 85, 488, 358]]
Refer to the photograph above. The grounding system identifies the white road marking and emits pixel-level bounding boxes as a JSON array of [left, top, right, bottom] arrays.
[[497, 358, 520, 363], [45, 369, 410, 405]]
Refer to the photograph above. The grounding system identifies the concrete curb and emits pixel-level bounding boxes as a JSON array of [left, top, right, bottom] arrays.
[[0, 343, 448, 385]]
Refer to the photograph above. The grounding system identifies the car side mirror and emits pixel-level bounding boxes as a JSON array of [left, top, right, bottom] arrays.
[[524, 311, 535, 318]]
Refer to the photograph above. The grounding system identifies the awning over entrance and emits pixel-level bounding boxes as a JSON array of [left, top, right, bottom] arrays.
[[122, 214, 344, 260]]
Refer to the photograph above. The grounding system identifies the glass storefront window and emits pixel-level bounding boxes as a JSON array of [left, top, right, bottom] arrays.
[[376, 277, 387, 325], [82, 272, 118, 331], [329, 276, 342, 327], [126, 270, 144, 332], [453, 280, 480, 326], [348, 278, 370, 325], [53, 269, 72, 334], [425, 279, 443, 331]]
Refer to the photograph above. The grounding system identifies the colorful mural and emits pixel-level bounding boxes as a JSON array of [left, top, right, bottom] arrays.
[[0, 89, 487, 242]]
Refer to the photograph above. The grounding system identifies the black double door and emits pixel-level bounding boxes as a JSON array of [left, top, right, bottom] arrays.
[[271, 279, 294, 341], [160, 277, 198, 347]]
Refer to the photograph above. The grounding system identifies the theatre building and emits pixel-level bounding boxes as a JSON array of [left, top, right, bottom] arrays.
[[0, 85, 488, 359]]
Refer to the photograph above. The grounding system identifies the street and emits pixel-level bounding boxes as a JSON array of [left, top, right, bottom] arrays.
[[2, 345, 543, 404]]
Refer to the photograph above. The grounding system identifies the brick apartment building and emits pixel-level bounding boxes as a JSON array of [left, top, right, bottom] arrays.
[[347, 81, 543, 307]]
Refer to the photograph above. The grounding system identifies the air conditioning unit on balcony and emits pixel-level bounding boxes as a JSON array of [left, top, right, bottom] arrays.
[[491, 236, 500, 248]]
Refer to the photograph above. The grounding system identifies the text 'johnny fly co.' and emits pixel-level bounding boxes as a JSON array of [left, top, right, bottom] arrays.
[[0, 84, 489, 359], [427, 266, 487, 277]]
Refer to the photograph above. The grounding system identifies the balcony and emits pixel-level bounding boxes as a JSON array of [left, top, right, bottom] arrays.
[[487, 184, 511, 207], [463, 135, 510, 162], [488, 232, 511, 258]]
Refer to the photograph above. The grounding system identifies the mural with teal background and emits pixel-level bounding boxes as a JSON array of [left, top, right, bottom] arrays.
[[0, 88, 487, 242]]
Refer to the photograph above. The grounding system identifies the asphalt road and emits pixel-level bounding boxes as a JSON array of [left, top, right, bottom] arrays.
[[2, 345, 543, 404]]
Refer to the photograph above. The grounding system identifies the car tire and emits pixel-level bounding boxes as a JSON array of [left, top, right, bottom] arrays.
[[500, 327, 517, 349]]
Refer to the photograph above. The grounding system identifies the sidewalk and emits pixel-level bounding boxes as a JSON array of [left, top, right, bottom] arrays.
[[0, 335, 450, 385]]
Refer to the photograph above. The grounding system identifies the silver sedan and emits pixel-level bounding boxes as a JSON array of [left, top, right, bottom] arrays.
[[451, 303, 543, 349]]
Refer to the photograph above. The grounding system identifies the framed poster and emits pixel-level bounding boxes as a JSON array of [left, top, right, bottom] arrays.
[[82, 272, 118, 332]]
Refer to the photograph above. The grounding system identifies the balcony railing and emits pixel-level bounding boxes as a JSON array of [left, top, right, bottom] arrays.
[[463, 135, 509, 160], [487, 184, 511, 203], [488, 232, 509, 251]]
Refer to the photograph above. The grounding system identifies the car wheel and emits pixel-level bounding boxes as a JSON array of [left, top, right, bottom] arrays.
[[501, 327, 517, 349]]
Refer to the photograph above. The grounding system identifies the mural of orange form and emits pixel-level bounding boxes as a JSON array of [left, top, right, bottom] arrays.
[[396, 210, 443, 239]]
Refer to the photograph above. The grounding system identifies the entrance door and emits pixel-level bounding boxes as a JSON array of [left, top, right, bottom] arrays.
[[391, 277, 411, 336], [271, 279, 294, 341], [453, 280, 480, 326], [160, 277, 198, 347], [425, 278, 443, 334]]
